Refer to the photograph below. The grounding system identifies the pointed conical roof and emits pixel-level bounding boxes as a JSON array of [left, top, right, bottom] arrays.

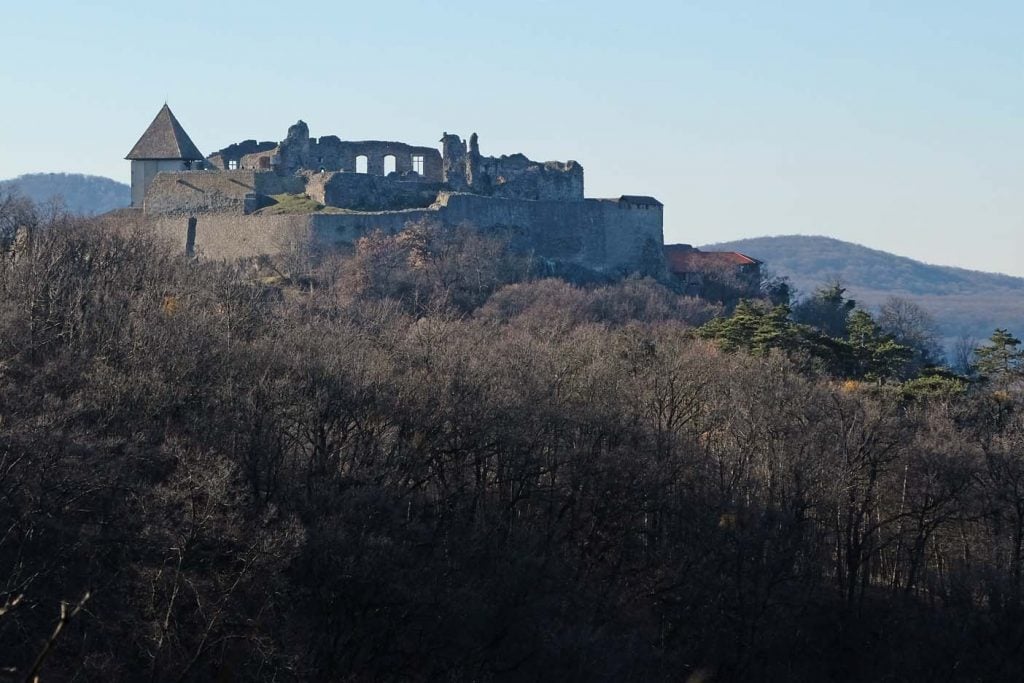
[[125, 104, 204, 160]]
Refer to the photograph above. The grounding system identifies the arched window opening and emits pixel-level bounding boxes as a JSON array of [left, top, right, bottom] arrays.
[[384, 154, 397, 176], [356, 155, 368, 174]]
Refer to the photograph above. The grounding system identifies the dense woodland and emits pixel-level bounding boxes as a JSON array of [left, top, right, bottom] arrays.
[[2, 195, 1024, 681]]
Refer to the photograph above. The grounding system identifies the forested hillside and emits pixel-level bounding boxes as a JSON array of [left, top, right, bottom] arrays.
[[1, 207, 1023, 681], [0, 173, 129, 215], [703, 235, 1024, 350]]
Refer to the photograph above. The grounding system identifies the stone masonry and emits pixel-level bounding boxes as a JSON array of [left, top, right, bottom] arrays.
[[125, 107, 665, 275]]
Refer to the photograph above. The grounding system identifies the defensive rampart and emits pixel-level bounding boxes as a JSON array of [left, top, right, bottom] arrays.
[[125, 114, 665, 275], [125, 190, 663, 274], [305, 193, 663, 273], [143, 170, 304, 214]]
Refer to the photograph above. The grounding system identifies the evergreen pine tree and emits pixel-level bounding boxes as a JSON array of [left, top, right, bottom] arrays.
[[974, 328, 1023, 385]]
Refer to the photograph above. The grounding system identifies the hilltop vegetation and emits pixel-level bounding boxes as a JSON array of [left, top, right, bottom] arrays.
[[2, 205, 1024, 679], [1, 207, 1024, 681], [0, 172, 130, 215], [704, 235, 1024, 349]]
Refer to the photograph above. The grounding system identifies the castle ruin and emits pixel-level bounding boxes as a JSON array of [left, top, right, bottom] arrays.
[[121, 105, 665, 274]]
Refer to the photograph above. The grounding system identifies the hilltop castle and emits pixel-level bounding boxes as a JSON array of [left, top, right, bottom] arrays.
[[118, 105, 666, 274]]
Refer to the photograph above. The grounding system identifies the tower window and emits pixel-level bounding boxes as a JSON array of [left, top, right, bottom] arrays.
[[228, 160, 238, 170]]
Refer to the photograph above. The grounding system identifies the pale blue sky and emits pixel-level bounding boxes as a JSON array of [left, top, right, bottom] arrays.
[[1, 1, 1021, 275]]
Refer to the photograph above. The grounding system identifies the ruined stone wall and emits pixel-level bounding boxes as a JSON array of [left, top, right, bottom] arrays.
[[314, 172, 443, 211], [94, 208, 309, 260], [306, 193, 663, 273], [274, 121, 442, 180], [148, 212, 312, 259], [276, 121, 312, 173], [309, 209, 436, 250], [442, 133, 584, 201], [143, 170, 304, 215], [144, 170, 254, 214], [240, 149, 278, 170], [441, 133, 469, 191], [481, 158, 584, 201], [302, 173, 331, 205], [121, 190, 661, 273], [433, 192, 602, 262], [435, 193, 661, 273], [207, 140, 278, 170], [253, 172, 305, 196]]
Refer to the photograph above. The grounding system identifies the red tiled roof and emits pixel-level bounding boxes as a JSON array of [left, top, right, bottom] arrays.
[[664, 244, 761, 274]]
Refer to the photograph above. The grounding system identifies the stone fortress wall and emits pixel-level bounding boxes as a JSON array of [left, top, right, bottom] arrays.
[[207, 121, 445, 182], [137, 192, 662, 275], [138, 118, 664, 275], [206, 140, 277, 171], [143, 170, 304, 214], [306, 193, 663, 271], [95, 208, 311, 262], [442, 132, 584, 201]]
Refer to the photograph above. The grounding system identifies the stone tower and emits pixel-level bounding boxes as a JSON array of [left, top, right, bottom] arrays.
[[125, 104, 205, 208]]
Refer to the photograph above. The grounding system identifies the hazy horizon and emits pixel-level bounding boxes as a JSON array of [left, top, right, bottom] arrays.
[[2, 1, 1021, 275]]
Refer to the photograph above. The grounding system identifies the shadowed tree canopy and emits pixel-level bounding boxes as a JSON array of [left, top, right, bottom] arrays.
[[792, 281, 857, 338], [0, 203, 1022, 681]]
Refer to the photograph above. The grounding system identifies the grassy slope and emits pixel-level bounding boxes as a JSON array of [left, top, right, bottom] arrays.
[[701, 234, 1024, 347]]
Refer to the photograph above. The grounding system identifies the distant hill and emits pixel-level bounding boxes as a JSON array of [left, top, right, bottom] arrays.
[[701, 235, 1024, 350], [0, 173, 130, 216]]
